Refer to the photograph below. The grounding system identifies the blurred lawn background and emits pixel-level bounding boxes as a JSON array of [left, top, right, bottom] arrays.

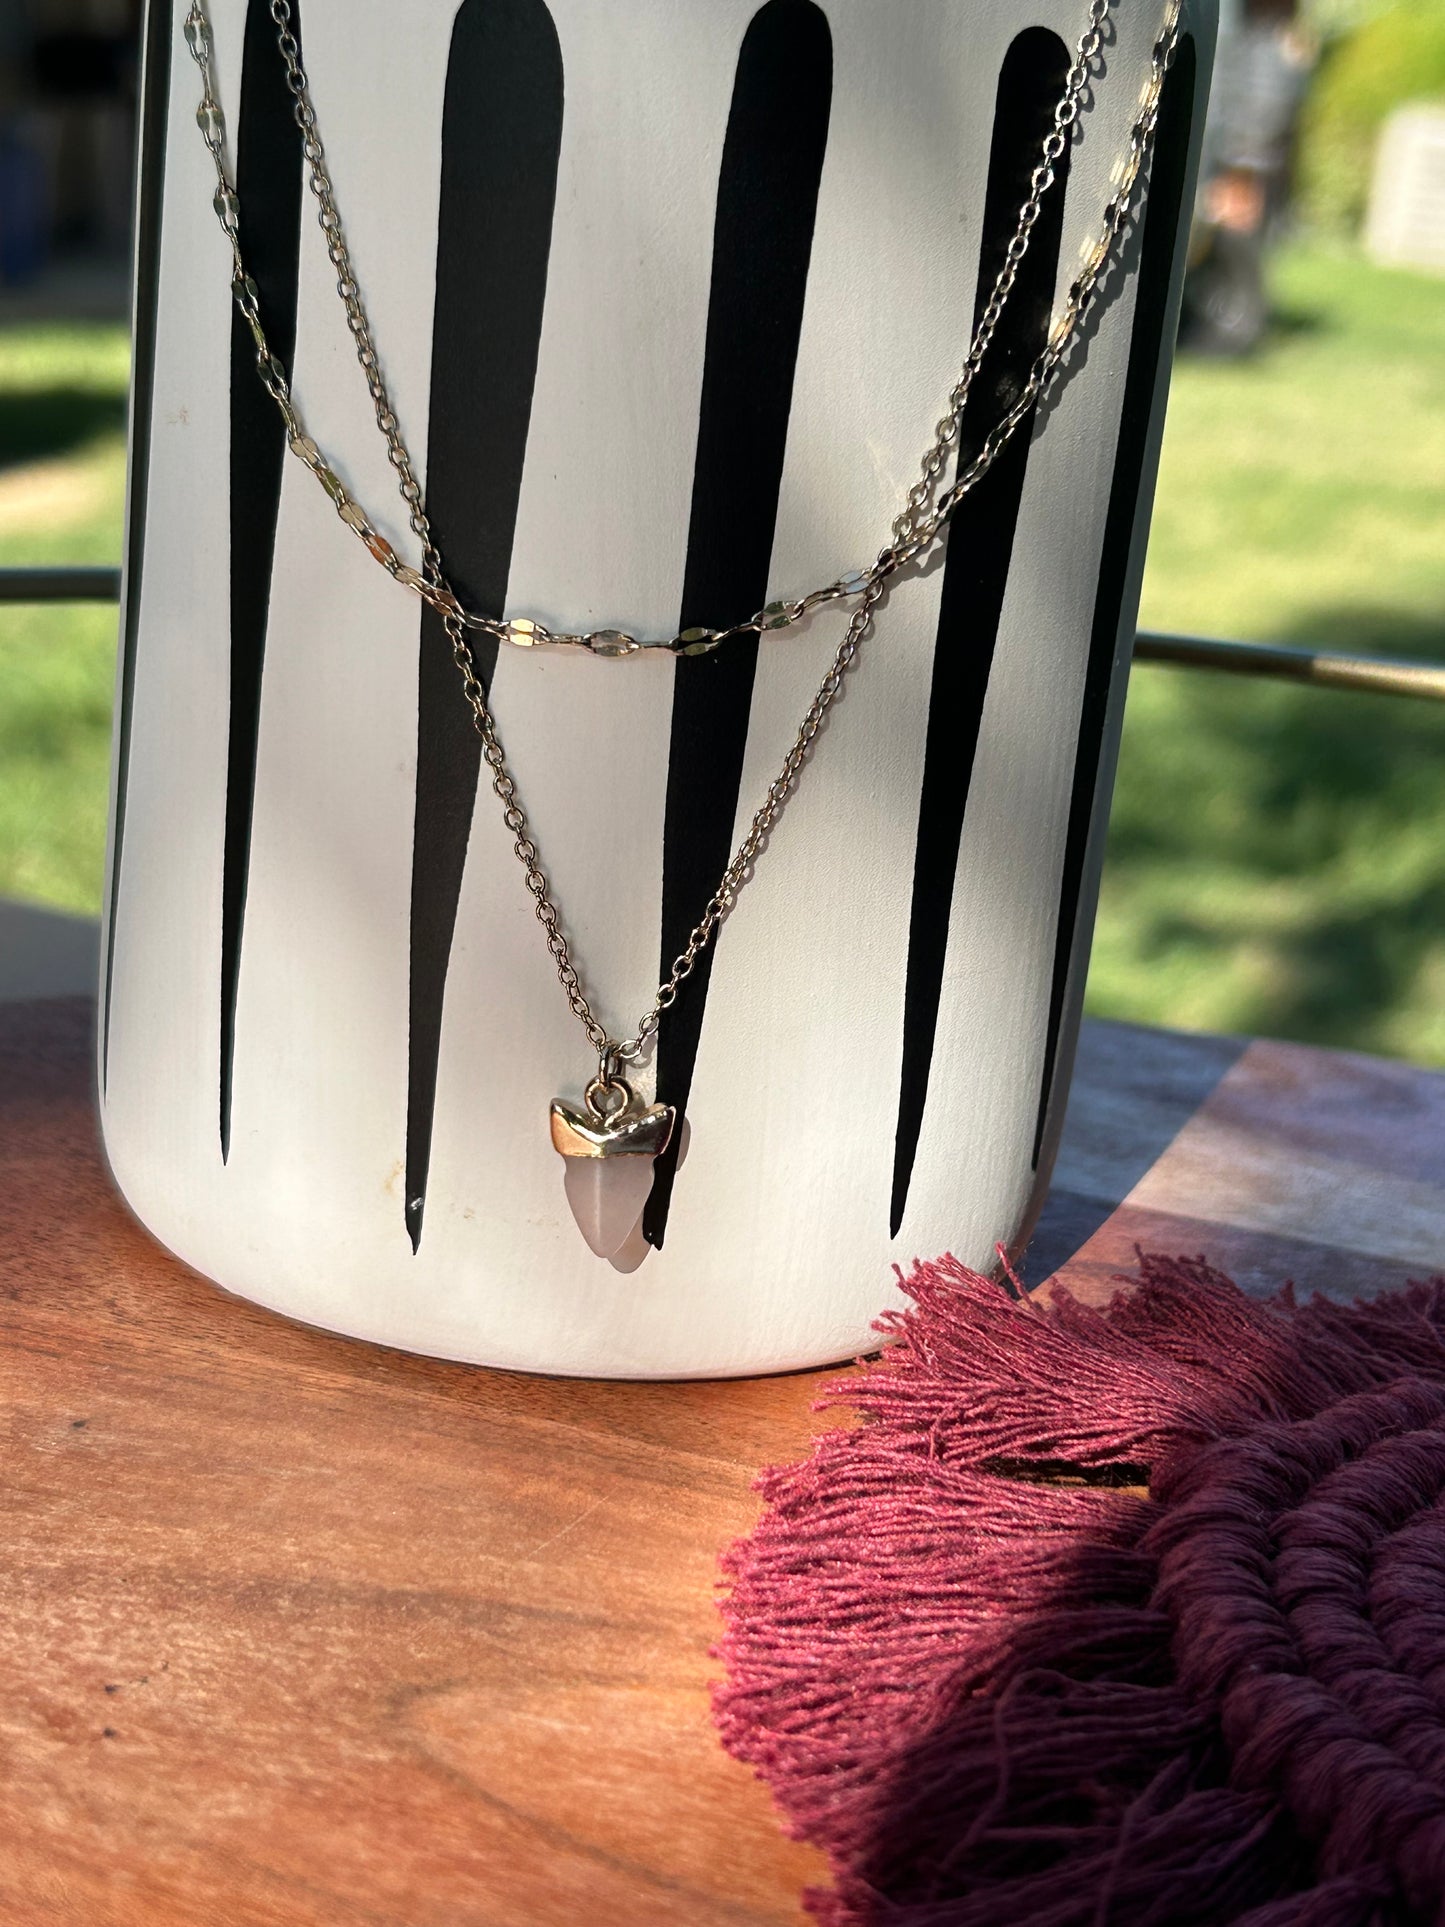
[[0, 234, 1443, 1060], [1097, 238, 1445, 1064], [0, 322, 127, 916]]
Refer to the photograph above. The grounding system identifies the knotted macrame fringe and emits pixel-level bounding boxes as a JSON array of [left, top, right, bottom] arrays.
[[714, 1253, 1445, 1926]]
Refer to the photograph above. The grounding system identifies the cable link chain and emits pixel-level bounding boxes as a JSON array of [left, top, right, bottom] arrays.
[[181, 0, 1181, 1069], [891, 0, 1115, 554], [184, 0, 1182, 657]]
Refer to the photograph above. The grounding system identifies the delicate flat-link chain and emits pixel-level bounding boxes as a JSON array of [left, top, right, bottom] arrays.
[[184, 0, 1180, 659], [181, 0, 1181, 1074]]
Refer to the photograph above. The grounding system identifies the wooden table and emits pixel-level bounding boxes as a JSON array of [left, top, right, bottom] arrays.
[[3, 996, 1443, 1926]]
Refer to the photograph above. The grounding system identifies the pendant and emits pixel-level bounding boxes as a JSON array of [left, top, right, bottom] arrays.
[[550, 1072, 676, 1261]]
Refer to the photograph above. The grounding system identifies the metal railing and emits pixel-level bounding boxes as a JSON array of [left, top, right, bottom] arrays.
[[2, 566, 1443, 705], [1, 566, 121, 603], [1133, 630, 1445, 704]]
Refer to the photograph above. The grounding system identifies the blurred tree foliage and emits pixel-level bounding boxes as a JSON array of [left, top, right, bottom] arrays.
[[1297, 1, 1445, 231]]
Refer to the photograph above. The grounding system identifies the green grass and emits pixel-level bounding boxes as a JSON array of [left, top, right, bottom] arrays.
[[0, 322, 128, 913], [1, 244, 1443, 1060], [1109, 242, 1445, 1063]]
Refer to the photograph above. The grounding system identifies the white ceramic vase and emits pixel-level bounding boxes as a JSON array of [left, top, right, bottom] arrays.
[[101, 0, 1217, 1376]]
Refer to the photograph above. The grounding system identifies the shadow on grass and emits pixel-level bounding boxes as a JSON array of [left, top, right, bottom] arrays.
[[0, 386, 128, 469], [1263, 299, 1329, 344], [1293, 606, 1445, 664], [1106, 606, 1445, 1060]]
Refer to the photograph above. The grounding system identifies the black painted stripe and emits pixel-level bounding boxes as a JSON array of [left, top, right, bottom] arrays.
[[102, 0, 173, 1091], [1030, 36, 1198, 1173], [219, 0, 306, 1158], [889, 28, 1072, 1240], [404, 0, 564, 1251], [641, 0, 833, 1250]]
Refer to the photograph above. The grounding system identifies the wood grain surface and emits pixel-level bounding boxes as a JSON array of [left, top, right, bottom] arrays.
[[1037, 1019, 1445, 1304], [2, 996, 1442, 1926]]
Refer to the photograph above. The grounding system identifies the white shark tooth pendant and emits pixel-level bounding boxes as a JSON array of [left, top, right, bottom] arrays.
[[550, 1073, 676, 1261]]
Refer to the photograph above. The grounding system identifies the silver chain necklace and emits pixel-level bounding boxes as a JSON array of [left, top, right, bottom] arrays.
[[182, 0, 1181, 1259]]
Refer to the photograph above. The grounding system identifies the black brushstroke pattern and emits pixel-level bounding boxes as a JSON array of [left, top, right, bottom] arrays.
[[219, 0, 305, 1158], [404, 0, 563, 1251], [641, 0, 834, 1250], [1030, 38, 1198, 1172], [103, 0, 172, 1090], [889, 28, 1071, 1240]]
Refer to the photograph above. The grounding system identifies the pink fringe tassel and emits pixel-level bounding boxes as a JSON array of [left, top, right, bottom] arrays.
[[714, 1253, 1445, 1925]]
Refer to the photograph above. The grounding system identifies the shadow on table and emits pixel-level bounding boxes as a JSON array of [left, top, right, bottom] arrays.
[[1022, 1022, 1247, 1289]]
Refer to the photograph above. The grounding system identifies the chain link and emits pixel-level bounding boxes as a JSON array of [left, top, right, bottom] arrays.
[[184, 0, 1181, 656], [181, 0, 1181, 1071], [268, 0, 442, 575], [891, 0, 1115, 553], [439, 572, 885, 1064]]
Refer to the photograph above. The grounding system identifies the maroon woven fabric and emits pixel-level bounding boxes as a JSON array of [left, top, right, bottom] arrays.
[[714, 1254, 1445, 1925]]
